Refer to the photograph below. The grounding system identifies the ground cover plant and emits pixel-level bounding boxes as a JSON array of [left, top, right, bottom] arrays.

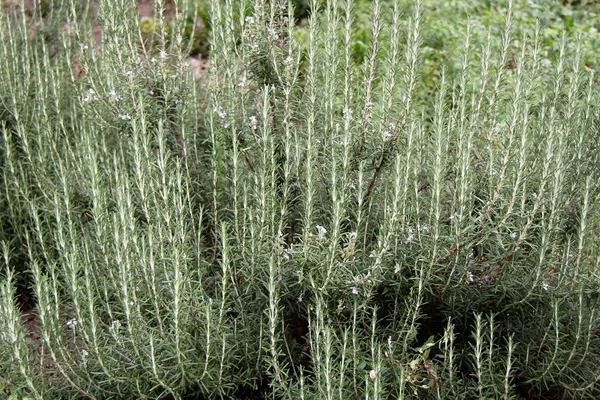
[[1, 0, 599, 398]]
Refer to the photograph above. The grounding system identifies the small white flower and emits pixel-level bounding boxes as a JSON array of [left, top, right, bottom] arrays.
[[543, 282, 550, 291], [174, 99, 181, 105], [383, 130, 392, 138], [238, 75, 247, 88], [66, 318, 78, 328], [449, 214, 455, 220], [111, 320, 121, 328], [468, 271, 475, 282], [316, 225, 327, 237], [297, 295, 303, 303], [284, 55, 293, 65], [108, 89, 121, 102], [160, 50, 167, 58], [213, 107, 227, 119], [394, 264, 401, 274], [420, 225, 430, 232], [351, 287, 359, 295], [82, 350, 89, 357], [82, 44, 89, 50], [249, 115, 258, 130], [245, 16, 255, 24], [468, 249, 476, 259], [369, 250, 378, 258], [267, 27, 278, 40], [119, 114, 131, 120], [124, 70, 133, 76], [348, 231, 358, 241], [510, 232, 518, 239], [369, 370, 377, 380], [405, 234, 414, 244], [83, 96, 91, 102]]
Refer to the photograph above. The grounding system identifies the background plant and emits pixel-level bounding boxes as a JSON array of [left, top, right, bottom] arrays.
[[1, 0, 599, 399]]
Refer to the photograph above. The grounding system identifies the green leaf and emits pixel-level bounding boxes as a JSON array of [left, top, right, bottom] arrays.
[[415, 335, 436, 354], [409, 359, 419, 370]]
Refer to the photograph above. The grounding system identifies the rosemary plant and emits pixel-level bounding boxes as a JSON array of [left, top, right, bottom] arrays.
[[1, 0, 599, 398]]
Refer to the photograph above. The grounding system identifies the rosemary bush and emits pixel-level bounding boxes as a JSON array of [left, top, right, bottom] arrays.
[[1, 0, 599, 398]]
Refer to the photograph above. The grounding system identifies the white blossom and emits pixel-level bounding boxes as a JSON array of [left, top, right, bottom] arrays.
[[66, 318, 78, 328], [316, 225, 327, 238], [267, 27, 279, 40], [351, 287, 359, 295], [108, 89, 121, 102], [238, 75, 248, 88], [249, 115, 258, 130]]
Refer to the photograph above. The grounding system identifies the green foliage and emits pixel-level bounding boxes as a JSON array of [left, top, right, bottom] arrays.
[[1, 0, 600, 399]]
